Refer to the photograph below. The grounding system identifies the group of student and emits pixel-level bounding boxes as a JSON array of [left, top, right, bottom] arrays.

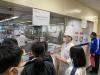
[[0, 32, 98, 75], [0, 38, 55, 75]]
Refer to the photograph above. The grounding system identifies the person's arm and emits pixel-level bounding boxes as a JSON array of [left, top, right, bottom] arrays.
[[55, 54, 68, 64], [49, 47, 61, 54]]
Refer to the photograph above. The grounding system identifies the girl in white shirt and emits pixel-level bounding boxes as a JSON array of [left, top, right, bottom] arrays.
[[65, 46, 86, 75]]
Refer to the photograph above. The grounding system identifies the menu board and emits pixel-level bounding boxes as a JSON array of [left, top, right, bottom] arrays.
[[33, 8, 50, 26]]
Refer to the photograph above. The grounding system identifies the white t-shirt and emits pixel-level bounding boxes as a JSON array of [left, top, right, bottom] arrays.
[[65, 66, 86, 75], [61, 42, 74, 58], [61, 42, 74, 64], [59, 42, 74, 75]]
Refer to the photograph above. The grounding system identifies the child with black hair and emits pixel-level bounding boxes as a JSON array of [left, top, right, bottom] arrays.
[[2, 38, 29, 62], [40, 41, 53, 63], [0, 45, 23, 75], [65, 46, 86, 75], [2, 38, 18, 47], [21, 42, 56, 75]]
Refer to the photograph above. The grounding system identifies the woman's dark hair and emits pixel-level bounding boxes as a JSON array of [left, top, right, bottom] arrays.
[[2, 38, 18, 47], [31, 42, 45, 75], [70, 46, 86, 68], [0, 45, 23, 73], [41, 41, 48, 52]]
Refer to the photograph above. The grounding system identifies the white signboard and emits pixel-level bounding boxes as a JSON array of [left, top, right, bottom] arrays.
[[33, 8, 50, 25], [81, 19, 87, 28]]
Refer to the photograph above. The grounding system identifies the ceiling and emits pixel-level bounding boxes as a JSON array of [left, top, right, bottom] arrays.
[[0, 1, 32, 13], [0, 1, 32, 25], [78, 0, 100, 12]]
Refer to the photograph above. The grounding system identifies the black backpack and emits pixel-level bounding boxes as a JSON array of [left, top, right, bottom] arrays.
[[21, 60, 56, 75]]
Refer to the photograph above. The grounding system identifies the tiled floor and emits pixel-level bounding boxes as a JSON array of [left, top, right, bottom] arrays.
[[87, 67, 100, 75]]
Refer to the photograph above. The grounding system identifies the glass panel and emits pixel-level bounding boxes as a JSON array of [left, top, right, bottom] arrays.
[[0, 1, 32, 40]]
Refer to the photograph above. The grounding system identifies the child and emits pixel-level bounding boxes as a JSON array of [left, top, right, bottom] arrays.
[[0, 46, 23, 75], [65, 46, 86, 75], [21, 42, 56, 75]]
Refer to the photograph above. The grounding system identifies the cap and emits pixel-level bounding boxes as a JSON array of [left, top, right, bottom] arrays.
[[64, 32, 74, 38], [64, 25, 74, 38], [64, 29, 74, 38]]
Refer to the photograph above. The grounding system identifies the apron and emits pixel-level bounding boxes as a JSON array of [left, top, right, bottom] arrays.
[[58, 42, 74, 75]]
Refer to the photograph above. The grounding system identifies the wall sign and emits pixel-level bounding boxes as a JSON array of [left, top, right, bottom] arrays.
[[81, 19, 87, 28], [33, 8, 50, 26]]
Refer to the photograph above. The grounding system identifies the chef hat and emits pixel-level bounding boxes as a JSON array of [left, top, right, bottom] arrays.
[[64, 32, 74, 38], [64, 26, 74, 38]]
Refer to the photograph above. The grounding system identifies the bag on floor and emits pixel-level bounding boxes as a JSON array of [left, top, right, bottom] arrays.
[[90, 55, 95, 67]]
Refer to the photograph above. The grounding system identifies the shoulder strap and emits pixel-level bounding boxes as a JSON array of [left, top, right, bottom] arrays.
[[70, 67, 77, 75]]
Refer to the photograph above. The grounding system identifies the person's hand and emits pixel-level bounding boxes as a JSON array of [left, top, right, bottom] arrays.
[[55, 54, 60, 59], [55, 54, 64, 61], [54, 54, 68, 64], [49, 50, 55, 54]]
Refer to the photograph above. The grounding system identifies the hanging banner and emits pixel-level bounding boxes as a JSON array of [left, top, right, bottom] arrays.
[[33, 8, 50, 26]]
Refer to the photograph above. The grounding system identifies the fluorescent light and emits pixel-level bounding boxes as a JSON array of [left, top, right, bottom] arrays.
[[28, 25, 34, 26], [27, 21, 32, 22], [0, 16, 19, 23], [65, 9, 82, 14], [11, 16, 19, 19], [20, 21, 32, 24], [20, 22, 26, 24]]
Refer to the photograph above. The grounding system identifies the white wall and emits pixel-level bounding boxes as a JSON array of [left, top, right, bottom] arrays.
[[3, 0, 99, 32]]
